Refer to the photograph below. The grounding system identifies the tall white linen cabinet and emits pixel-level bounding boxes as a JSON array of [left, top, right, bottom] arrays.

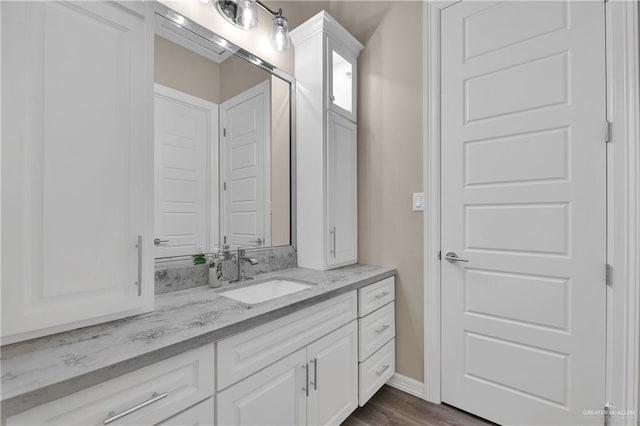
[[292, 11, 363, 270]]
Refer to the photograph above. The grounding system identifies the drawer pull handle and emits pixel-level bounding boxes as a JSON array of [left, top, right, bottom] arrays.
[[376, 364, 391, 376], [375, 324, 390, 334], [135, 235, 143, 296], [310, 358, 318, 390], [374, 291, 390, 300], [302, 363, 309, 397], [103, 392, 167, 424]]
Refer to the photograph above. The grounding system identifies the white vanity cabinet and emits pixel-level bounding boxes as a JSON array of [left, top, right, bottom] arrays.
[[357, 277, 396, 406], [6, 344, 215, 426], [217, 322, 358, 426], [216, 292, 359, 426], [5, 277, 396, 425], [1, 1, 155, 343], [291, 11, 363, 270]]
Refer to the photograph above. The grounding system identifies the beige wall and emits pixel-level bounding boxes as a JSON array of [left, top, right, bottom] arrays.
[[329, 1, 424, 383], [154, 35, 221, 103], [219, 54, 271, 102], [271, 77, 291, 247]]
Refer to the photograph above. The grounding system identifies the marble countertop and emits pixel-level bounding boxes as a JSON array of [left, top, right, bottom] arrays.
[[1, 264, 395, 418]]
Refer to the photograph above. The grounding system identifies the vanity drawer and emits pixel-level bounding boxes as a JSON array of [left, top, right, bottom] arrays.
[[159, 397, 214, 426], [358, 302, 395, 361], [217, 291, 357, 390], [6, 344, 215, 426], [358, 276, 395, 317], [358, 338, 395, 406]]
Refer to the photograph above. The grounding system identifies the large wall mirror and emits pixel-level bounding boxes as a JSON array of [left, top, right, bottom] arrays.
[[154, 5, 294, 259]]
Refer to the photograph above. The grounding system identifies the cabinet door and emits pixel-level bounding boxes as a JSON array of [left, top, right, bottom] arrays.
[[327, 37, 357, 122], [217, 349, 307, 426], [307, 321, 358, 426], [1, 1, 154, 342], [326, 111, 358, 268], [160, 398, 214, 426]]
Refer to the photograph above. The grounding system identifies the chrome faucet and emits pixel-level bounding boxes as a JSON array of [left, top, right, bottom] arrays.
[[230, 248, 259, 283]]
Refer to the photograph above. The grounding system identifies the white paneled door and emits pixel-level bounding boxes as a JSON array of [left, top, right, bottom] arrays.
[[441, 1, 606, 425], [154, 85, 218, 257], [221, 81, 270, 249]]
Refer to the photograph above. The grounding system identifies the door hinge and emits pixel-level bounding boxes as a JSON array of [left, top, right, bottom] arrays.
[[604, 402, 614, 426], [223, 128, 227, 137], [223, 182, 227, 191], [223, 235, 227, 244], [605, 264, 612, 286], [605, 121, 612, 143], [438, 250, 442, 261]]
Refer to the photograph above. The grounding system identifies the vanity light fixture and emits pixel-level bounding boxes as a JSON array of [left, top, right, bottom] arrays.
[[211, 0, 291, 52]]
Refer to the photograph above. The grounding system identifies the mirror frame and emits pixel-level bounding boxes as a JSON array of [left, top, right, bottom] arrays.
[[154, 2, 297, 253]]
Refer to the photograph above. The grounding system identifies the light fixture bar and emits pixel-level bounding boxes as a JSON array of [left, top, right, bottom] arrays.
[[214, 0, 291, 51], [255, 0, 282, 17]]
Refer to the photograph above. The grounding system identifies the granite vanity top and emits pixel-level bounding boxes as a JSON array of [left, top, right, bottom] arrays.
[[0, 264, 395, 417]]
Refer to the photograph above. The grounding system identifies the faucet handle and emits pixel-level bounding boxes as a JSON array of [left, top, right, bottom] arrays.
[[218, 244, 232, 261]]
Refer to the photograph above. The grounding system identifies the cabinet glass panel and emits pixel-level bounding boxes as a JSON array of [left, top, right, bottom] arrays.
[[331, 51, 353, 114]]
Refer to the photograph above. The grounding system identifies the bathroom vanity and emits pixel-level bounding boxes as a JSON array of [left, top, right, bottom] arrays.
[[2, 266, 396, 425], [1, 2, 398, 424]]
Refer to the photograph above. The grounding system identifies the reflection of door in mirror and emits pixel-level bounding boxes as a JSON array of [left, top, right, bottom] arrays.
[[152, 25, 291, 259], [220, 81, 270, 249], [154, 85, 218, 258]]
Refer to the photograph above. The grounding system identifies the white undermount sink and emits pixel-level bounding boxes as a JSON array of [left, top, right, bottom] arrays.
[[219, 279, 311, 304]]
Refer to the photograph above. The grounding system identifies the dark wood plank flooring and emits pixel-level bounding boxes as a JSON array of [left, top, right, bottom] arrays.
[[343, 386, 493, 426]]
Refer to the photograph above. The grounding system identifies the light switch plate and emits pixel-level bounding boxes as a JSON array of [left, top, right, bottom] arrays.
[[413, 192, 425, 211]]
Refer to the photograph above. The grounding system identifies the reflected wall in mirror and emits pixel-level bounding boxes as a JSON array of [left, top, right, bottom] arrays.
[[153, 11, 291, 258]]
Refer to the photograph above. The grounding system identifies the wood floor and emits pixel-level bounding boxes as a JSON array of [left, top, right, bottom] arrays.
[[343, 386, 493, 426]]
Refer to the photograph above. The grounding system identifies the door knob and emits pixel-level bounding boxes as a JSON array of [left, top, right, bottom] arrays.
[[444, 252, 469, 263], [154, 238, 169, 246]]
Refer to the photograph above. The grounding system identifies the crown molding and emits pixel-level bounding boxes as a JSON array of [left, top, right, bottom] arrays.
[[290, 10, 364, 58]]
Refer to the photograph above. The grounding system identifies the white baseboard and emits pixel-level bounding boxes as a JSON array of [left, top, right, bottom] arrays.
[[386, 373, 425, 399]]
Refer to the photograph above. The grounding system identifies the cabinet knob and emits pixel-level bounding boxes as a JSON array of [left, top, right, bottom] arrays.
[[154, 238, 170, 246]]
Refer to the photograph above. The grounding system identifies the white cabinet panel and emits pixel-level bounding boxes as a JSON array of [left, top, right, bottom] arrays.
[[159, 398, 214, 426], [6, 344, 215, 426], [216, 349, 307, 426], [358, 303, 395, 362], [358, 338, 395, 406], [1, 1, 154, 342], [326, 111, 358, 268], [358, 276, 395, 317], [307, 321, 358, 426]]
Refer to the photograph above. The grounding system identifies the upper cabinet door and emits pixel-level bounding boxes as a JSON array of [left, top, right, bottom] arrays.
[[326, 111, 357, 268], [327, 38, 358, 122], [1, 1, 154, 343]]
